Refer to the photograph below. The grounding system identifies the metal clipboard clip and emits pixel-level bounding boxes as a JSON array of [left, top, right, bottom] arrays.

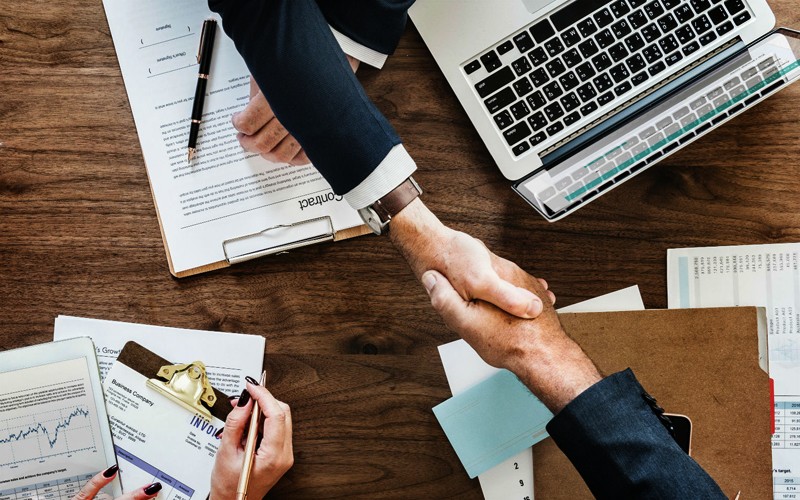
[[222, 216, 335, 265], [146, 361, 217, 419]]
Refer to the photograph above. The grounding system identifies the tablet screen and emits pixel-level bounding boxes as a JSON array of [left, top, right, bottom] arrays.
[[0, 339, 120, 498]]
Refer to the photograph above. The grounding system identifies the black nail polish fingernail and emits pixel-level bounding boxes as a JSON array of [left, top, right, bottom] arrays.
[[144, 482, 162, 495], [237, 388, 251, 407], [215, 428, 223, 438], [245, 375, 258, 385], [102, 464, 119, 478]]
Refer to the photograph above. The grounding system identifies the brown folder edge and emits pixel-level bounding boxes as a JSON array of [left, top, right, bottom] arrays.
[[116, 341, 233, 422]]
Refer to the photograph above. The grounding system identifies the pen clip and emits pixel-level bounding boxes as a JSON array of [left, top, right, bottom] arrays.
[[197, 20, 209, 64]]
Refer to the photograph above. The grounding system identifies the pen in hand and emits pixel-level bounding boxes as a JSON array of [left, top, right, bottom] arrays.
[[188, 18, 217, 163], [236, 371, 266, 500]]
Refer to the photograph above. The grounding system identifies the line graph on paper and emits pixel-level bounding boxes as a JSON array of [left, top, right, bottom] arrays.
[[0, 405, 98, 467]]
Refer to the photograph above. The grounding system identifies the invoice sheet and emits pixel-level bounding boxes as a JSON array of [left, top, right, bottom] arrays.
[[102, 0, 362, 274], [438, 285, 644, 500], [667, 243, 800, 499], [53, 316, 263, 395]]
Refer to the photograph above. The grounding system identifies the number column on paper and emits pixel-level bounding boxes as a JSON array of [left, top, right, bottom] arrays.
[[774, 402, 800, 449]]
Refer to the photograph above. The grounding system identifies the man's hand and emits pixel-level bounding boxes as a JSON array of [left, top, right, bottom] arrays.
[[421, 268, 601, 413], [210, 381, 293, 500], [232, 56, 360, 165], [389, 198, 553, 319]]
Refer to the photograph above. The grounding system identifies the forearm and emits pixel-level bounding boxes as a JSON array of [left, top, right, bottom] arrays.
[[388, 198, 448, 278]]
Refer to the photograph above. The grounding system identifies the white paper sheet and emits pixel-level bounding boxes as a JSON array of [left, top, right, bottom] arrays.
[[102, 0, 363, 274], [53, 316, 264, 395], [667, 243, 800, 499], [438, 285, 644, 500]]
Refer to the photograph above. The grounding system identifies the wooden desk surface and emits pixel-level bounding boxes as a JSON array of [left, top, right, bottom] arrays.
[[1, 2, 799, 498]]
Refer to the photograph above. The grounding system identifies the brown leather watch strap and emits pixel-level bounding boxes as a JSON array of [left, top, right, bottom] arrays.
[[372, 177, 422, 223]]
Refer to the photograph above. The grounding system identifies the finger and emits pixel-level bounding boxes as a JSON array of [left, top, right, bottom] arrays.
[[278, 401, 293, 455], [422, 270, 478, 331], [220, 388, 254, 452], [538, 278, 549, 290], [288, 149, 311, 166], [117, 483, 162, 500], [237, 118, 290, 156], [249, 76, 259, 99], [232, 91, 274, 135], [548, 290, 556, 305], [262, 134, 303, 165], [73, 466, 118, 500], [469, 270, 543, 319], [248, 386, 290, 467]]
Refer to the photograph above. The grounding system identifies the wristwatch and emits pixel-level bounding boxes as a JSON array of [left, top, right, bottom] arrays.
[[357, 177, 422, 235]]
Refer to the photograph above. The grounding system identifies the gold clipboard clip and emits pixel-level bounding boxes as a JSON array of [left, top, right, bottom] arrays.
[[146, 361, 216, 419]]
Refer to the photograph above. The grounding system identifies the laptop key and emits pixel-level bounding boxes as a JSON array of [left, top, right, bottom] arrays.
[[555, 177, 573, 190], [560, 72, 580, 91], [733, 11, 751, 25], [707, 5, 728, 24], [513, 77, 534, 97], [464, 60, 481, 75], [682, 41, 700, 57], [531, 19, 556, 44], [597, 91, 615, 106], [546, 59, 567, 77], [484, 87, 516, 113], [724, 0, 745, 14], [561, 92, 580, 112], [527, 91, 546, 110], [498, 40, 514, 55], [644, 1, 665, 20], [480, 50, 502, 72], [530, 132, 547, 146], [512, 141, 531, 156], [580, 101, 599, 115], [528, 111, 547, 131], [723, 77, 740, 90], [578, 39, 600, 58], [663, 0, 682, 9], [502, 121, 531, 145], [656, 116, 672, 129], [648, 61, 667, 76], [665, 51, 683, 66], [578, 18, 598, 37], [512, 56, 533, 76], [576, 62, 597, 80], [563, 49, 583, 68], [572, 168, 589, 180], [544, 101, 565, 121], [673, 106, 690, 119], [596, 29, 616, 49], [659, 34, 679, 53], [475, 66, 515, 98], [674, 4, 694, 23], [706, 86, 724, 99], [614, 81, 633, 96], [716, 21, 734, 36], [641, 23, 661, 42], [628, 10, 648, 29], [594, 9, 615, 28], [625, 33, 646, 52], [562, 27, 581, 47], [639, 126, 656, 139], [545, 38, 565, 57], [610, 63, 630, 83], [563, 111, 581, 126], [529, 47, 549, 67], [699, 32, 717, 47], [657, 13, 678, 33], [609, 43, 629, 62], [631, 71, 649, 86], [577, 82, 597, 102], [758, 57, 775, 71], [630, 0, 648, 7], [675, 25, 696, 44], [689, 96, 706, 109], [643, 44, 663, 63], [493, 110, 514, 129], [537, 186, 557, 200], [543, 81, 564, 100], [627, 54, 646, 73], [530, 68, 550, 86], [610, 0, 631, 17], [611, 19, 632, 38], [692, 15, 713, 34], [513, 32, 536, 53], [546, 122, 565, 135], [593, 54, 613, 75], [510, 100, 531, 120], [594, 73, 614, 92]]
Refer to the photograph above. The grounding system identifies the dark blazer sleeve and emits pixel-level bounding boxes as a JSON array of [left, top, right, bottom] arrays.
[[316, 0, 416, 55], [208, 0, 402, 195], [546, 369, 726, 499]]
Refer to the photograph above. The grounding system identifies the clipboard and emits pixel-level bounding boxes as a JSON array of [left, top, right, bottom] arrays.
[[105, 341, 235, 497]]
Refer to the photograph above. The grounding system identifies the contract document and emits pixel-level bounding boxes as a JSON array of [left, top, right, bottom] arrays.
[[103, 0, 364, 276], [667, 243, 800, 499]]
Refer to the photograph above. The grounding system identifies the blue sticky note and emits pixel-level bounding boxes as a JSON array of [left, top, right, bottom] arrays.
[[432, 369, 553, 478]]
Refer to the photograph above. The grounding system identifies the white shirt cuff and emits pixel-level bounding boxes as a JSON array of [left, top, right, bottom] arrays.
[[329, 26, 389, 69], [343, 145, 417, 209]]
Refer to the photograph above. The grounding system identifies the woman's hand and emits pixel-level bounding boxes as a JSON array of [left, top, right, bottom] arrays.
[[72, 465, 162, 500], [209, 380, 293, 500]]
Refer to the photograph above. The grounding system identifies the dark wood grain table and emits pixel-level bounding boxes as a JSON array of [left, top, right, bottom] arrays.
[[2, 2, 799, 498]]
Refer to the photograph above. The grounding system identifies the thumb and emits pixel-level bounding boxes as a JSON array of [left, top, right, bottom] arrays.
[[220, 390, 253, 452], [422, 270, 473, 328], [484, 277, 544, 319]]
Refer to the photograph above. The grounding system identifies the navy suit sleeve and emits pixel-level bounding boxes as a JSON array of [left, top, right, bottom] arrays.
[[208, 0, 402, 195], [316, 0, 416, 55], [546, 369, 726, 499]]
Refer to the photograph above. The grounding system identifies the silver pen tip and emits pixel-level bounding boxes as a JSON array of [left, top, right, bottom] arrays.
[[187, 149, 195, 163]]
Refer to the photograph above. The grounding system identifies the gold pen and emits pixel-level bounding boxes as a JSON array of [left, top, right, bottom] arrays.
[[236, 371, 266, 500]]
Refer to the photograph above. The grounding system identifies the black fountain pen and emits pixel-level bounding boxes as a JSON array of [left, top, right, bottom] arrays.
[[187, 18, 217, 163]]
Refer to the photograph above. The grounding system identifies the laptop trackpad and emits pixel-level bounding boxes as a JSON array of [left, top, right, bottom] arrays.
[[520, 0, 559, 15]]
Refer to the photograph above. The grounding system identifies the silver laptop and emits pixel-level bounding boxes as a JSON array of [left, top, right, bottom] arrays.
[[410, 0, 800, 220]]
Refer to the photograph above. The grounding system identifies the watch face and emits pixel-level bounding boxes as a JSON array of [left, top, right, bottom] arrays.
[[358, 207, 384, 235]]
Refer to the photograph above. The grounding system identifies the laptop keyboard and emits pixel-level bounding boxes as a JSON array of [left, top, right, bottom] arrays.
[[466, 0, 754, 157]]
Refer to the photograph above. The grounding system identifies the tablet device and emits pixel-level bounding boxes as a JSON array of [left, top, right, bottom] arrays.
[[0, 337, 121, 497]]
